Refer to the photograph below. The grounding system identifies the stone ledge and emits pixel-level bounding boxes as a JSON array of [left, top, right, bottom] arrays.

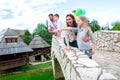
[[51, 36, 118, 80]]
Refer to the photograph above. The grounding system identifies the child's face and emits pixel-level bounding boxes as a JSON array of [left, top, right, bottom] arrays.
[[53, 16, 58, 22], [76, 17, 83, 26]]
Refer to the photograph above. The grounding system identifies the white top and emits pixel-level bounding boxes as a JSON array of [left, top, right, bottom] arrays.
[[57, 20, 65, 37], [48, 19, 57, 31]]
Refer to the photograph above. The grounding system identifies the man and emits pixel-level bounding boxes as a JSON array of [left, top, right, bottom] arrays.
[[48, 13, 58, 35]]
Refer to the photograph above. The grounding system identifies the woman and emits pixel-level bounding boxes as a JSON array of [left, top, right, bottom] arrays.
[[64, 14, 78, 50]]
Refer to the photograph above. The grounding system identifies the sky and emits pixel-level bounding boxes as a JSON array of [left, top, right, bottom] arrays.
[[0, 0, 120, 33]]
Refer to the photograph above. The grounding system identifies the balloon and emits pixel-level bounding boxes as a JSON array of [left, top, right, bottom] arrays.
[[72, 10, 76, 13], [82, 9, 86, 15], [72, 13, 76, 18], [76, 8, 82, 16]]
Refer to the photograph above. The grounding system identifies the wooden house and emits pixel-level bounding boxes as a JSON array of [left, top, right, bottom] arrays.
[[29, 35, 50, 62], [0, 28, 33, 71]]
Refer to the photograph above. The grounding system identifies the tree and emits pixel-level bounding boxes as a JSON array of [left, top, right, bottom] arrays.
[[33, 23, 52, 45], [111, 21, 120, 31], [22, 29, 32, 45], [88, 19, 101, 32]]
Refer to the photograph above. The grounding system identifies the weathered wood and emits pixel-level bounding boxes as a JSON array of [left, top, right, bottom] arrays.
[[0, 58, 28, 71], [29, 35, 50, 49]]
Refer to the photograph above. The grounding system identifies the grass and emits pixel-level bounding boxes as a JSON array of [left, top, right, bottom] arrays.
[[1, 61, 52, 74], [0, 61, 65, 80], [0, 62, 54, 80], [14, 61, 52, 71], [1, 70, 54, 80]]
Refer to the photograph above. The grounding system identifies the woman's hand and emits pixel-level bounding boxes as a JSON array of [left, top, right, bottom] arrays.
[[66, 45, 72, 50]]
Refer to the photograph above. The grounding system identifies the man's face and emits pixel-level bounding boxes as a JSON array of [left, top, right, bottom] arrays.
[[49, 15, 53, 21]]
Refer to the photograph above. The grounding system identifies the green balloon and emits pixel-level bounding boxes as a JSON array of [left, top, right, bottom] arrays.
[[76, 9, 83, 16]]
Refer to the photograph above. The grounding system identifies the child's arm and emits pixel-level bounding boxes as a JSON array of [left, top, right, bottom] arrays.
[[89, 28, 96, 54], [91, 42, 95, 54]]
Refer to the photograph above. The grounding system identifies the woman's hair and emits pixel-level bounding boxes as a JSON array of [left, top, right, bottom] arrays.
[[66, 14, 77, 27], [77, 16, 89, 29]]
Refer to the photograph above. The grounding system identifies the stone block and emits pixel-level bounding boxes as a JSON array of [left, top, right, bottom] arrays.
[[99, 72, 117, 80], [70, 67, 77, 80], [76, 67, 102, 80], [77, 58, 99, 68]]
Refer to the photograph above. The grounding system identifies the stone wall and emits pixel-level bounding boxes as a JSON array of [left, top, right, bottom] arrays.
[[95, 30, 120, 52], [51, 36, 117, 80]]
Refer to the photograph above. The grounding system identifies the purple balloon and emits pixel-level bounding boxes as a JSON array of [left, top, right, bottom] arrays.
[[72, 10, 76, 13]]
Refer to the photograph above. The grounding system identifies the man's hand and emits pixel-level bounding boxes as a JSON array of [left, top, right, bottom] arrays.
[[53, 29, 58, 33]]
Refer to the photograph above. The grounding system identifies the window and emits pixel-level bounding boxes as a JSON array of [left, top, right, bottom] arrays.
[[5, 38, 18, 43]]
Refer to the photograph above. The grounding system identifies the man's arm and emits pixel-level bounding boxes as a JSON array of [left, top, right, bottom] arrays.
[[48, 29, 58, 34]]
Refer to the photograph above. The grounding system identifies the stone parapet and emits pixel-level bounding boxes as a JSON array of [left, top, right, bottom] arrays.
[[51, 36, 117, 80]]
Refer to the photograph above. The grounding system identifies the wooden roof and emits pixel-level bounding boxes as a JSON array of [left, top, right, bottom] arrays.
[[0, 28, 33, 56], [29, 35, 50, 49], [11, 29, 26, 36]]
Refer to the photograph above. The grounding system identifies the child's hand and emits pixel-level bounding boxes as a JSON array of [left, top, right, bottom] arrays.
[[91, 48, 95, 55], [82, 36, 89, 42]]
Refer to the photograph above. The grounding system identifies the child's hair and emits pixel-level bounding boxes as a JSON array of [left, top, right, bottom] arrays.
[[54, 14, 59, 18], [77, 16, 89, 30]]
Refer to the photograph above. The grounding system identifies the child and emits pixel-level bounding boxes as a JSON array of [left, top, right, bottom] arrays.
[[62, 16, 95, 59], [53, 14, 65, 39]]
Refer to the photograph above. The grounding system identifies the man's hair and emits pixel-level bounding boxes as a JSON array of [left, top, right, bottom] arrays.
[[54, 14, 59, 18], [48, 13, 53, 16]]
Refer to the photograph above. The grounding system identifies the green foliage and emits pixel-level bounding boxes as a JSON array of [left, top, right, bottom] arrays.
[[33, 23, 52, 45], [111, 21, 120, 31], [22, 30, 32, 45], [101, 25, 110, 30], [89, 19, 101, 32]]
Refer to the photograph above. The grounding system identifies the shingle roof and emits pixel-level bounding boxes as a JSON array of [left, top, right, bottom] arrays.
[[0, 28, 33, 56], [29, 35, 50, 49], [11, 29, 26, 36]]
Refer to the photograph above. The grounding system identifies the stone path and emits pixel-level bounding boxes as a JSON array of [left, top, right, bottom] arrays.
[[93, 50, 120, 79]]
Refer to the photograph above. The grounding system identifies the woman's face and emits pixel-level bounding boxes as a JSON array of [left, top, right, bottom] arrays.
[[66, 16, 73, 26], [76, 17, 83, 26]]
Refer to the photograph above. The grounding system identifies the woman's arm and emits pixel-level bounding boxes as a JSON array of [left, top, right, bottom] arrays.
[[61, 27, 78, 33], [64, 31, 72, 50], [61, 27, 72, 31]]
